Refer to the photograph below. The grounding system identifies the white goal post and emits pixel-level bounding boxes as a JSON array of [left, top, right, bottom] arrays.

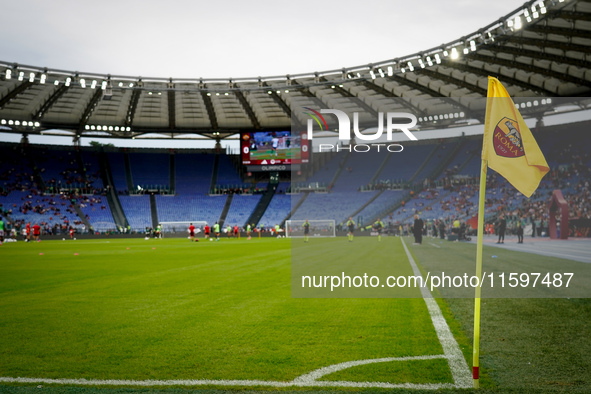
[[159, 221, 208, 237], [285, 220, 336, 238]]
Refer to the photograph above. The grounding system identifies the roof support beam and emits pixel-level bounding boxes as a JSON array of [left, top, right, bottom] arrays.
[[441, 59, 557, 96], [360, 80, 426, 117], [200, 91, 218, 130], [482, 44, 591, 69], [125, 89, 141, 128], [168, 90, 176, 130], [33, 84, 69, 120], [415, 68, 487, 96], [79, 88, 103, 129], [466, 53, 590, 88], [320, 77, 380, 119], [234, 90, 260, 129], [527, 25, 591, 40], [504, 35, 591, 54], [0, 81, 32, 109], [553, 10, 591, 22], [262, 82, 300, 128], [387, 74, 475, 118]]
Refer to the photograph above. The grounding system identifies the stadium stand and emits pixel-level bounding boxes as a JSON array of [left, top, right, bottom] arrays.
[[222, 194, 262, 228]]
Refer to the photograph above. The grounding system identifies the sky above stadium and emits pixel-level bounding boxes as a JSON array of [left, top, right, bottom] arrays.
[[2, 0, 525, 79]]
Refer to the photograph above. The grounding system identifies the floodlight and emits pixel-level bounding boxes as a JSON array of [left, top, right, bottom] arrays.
[[514, 16, 522, 30]]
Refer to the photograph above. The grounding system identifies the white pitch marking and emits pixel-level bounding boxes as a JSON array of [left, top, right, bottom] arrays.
[[428, 242, 441, 248], [401, 237, 472, 388], [293, 354, 446, 383], [0, 376, 454, 390]]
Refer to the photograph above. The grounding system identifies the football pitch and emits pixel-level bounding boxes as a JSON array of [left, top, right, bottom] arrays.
[[0, 236, 590, 393]]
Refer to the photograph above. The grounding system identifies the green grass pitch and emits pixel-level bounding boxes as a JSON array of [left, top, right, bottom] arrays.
[[0, 238, 446, 385], [0, 236, 590, 393]]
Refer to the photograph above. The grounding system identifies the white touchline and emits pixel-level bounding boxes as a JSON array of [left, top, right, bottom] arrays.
[[401, 237, 473, 388], [0, 376, 455, 390]]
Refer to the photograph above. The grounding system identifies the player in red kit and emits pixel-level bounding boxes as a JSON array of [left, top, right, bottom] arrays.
[[33, 223, 41, 242], [233, 225, 239, 238], [189, 223, 196, 242], [204, 224, 210, 239], [26, 222, 31, 242]]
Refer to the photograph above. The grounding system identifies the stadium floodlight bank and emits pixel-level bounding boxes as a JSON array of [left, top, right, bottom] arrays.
[[160, 221, 208, 237], [285, 220, 335, 238]]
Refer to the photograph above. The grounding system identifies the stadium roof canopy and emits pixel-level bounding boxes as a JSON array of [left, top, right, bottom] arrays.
[[0, 0, 590, 143]]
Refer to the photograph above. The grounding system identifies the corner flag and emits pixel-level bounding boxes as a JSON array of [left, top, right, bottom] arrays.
[[472, 77, 549, 389], [482, 77, 550, 197]]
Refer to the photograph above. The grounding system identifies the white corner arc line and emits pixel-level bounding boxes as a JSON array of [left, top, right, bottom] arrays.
[[401, 237, 472, 389], [293, 354, 447, 383]]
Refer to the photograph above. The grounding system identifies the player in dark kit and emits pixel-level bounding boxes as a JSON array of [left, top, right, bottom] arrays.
[[496, 214, 506, 244], [303, 219, 310, 243], [346, 217, 355, 242], [413, 214, 424, 245], [516, 221, 524, 244]]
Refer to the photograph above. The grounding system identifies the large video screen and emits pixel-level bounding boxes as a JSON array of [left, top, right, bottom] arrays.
[[241, 130, 309, 166]]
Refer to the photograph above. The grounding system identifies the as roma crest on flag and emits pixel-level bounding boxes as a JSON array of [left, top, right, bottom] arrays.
[[492, 117, 524, 158]]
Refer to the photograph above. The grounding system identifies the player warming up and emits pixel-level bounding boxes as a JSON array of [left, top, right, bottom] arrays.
[[0, 216, 4, 246], [189, 223, 199, 242], [373, 218, 384, 241], [33, 223, 41, 242], [346, 217, 355, 242], [214, 222, 220, 241], [303, 219, 310, 243]]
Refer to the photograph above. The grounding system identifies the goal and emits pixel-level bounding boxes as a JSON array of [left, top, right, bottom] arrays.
[[285, 220, 336, 238], [160, 221, 208, 238]]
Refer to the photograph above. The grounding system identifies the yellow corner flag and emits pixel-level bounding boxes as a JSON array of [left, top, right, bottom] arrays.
[[473, 77, 550, 389], [482, 77, 550, 197]]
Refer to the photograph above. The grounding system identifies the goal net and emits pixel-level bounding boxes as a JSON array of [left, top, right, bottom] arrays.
[[285, 220, 336, 238], [160, 221, 208, 238]]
